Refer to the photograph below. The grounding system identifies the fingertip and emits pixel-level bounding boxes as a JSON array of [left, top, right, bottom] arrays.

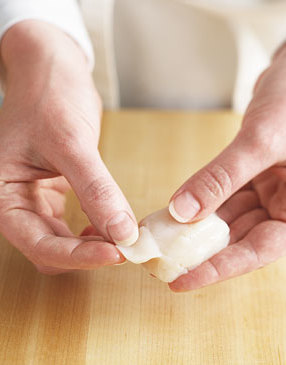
[[114, 249, 126, 264], [72, 240, 126, 268], [168, 282, 188, 293], [107, 211, 139, 246], [169, 200, 189, 223], [114, 259, 127, 266], [95, 242, 126, 266], [169, 192, 201, 223], [168, 275, 193, 292], [113, 227, 139, 247]]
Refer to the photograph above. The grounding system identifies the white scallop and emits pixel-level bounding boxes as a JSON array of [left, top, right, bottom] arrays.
[[117, 208, 230, 283]]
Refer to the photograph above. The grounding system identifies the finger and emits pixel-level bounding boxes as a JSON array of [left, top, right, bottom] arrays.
[[34, 264, 73, 275], [41, 188, 66, 218], [217, 190, 260, 224], [268, 181, 286, 221], [168, 131, 273, 223], [80, 225, 101, 236], [39, 176, 71, 193], [56, 149, 138, 246], [252, 171, 278, 208], [229, 208, 268, 244], [0, 207, 125, 270], [169, 220, 286, 292], [36, 234, 125, 269]]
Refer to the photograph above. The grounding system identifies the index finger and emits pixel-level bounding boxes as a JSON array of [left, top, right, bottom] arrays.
[[0, 207, 125, 270]]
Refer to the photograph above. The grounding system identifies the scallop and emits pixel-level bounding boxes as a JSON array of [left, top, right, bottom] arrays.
[[117, 208, 230, 282]]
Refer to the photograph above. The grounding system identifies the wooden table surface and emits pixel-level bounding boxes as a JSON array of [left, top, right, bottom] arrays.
[[0, 110, 285, 365]]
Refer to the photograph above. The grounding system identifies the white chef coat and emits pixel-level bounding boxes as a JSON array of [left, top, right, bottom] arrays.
[[1, 0, 286, 112]]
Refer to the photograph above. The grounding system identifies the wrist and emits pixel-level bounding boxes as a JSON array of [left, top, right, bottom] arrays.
[[1, 20, 90, 85]]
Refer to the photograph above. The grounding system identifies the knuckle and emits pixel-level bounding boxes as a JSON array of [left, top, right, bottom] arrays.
[[31, 236, 51, 267], [208, 258, 221, 280], [243, 101, 285, 156], [246, 126, 276, 153], [82, 178, 117, 207], [43, 120, 96, 161], [56, 130, 85, 158], [241, 127, 282, 161], [200, 165, 233, 200]]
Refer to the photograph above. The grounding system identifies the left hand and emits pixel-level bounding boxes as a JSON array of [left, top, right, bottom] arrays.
[[0, 21, 133, 274], [169, 44, 286, 292]]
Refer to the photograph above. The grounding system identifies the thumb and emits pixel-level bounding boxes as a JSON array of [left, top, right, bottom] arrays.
[[169, 132, 273, 223], [57, 149, 138, 246]]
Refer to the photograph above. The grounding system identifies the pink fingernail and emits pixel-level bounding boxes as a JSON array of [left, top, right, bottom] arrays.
[[107, 211, 139, 247], [169, 191, 200, 223]]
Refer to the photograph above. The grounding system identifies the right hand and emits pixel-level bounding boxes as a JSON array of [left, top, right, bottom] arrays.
[[0, 20, 138, 274], [169, 43, 286, 291]]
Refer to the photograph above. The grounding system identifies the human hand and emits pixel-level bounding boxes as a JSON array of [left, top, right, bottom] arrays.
[[169, 43, 286, 291], [0, 21, 138, 274]]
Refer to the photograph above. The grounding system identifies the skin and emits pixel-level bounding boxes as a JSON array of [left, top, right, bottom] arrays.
[[1, 20, 286, 287], [0, 20, 142, 274], [169, 44, 286, 291]]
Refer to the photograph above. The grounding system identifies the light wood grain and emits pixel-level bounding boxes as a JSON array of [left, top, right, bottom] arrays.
[[0, 110, 285, 365]]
